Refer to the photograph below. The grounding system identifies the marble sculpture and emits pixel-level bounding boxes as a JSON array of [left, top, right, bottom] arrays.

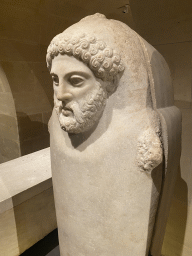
[[47, 13, 182, 256]]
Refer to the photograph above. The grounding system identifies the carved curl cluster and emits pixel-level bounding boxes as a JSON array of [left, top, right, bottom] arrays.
[[137, 128, 163, 173], [46, 33, 124, 82]]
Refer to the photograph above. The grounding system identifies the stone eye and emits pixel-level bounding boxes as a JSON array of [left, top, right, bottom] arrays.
[[52, 75, 59, 86], [69, 75, 84, 87]]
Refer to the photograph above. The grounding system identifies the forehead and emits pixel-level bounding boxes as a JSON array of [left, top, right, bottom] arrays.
[[51, 54, 94, 76]]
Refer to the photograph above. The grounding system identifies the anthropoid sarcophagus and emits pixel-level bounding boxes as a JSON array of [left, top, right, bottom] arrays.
[[47, 13, 182, 256]]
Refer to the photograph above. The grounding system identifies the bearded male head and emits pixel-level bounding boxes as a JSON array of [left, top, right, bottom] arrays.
[[46, 28, 124, 133], [53, 72, 107, 134]]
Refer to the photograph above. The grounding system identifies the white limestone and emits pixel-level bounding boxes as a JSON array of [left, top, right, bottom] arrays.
[[48, 13, 181, 256], [0, 148, 57, 255]]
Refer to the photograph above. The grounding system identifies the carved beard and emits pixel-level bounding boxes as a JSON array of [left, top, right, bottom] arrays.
[[54, 85, 107, 134]]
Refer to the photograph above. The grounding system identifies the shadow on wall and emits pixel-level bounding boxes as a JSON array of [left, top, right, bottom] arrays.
[[0, 64, 21, 163], [27, 60, 54, 108], [17, 111, 50, 155], [162, 165, 188, 256]]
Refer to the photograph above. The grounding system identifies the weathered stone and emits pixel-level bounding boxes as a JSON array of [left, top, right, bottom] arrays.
[[48, 13, 181, 256]]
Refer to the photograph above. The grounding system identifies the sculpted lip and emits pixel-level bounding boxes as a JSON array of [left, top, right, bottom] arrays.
[[61, 107, 73, 116]]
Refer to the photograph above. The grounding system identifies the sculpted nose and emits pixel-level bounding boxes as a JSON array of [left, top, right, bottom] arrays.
[[56, 84, 72, 102]]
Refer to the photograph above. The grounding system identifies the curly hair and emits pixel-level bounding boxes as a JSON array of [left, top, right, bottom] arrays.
[[46, 33, 124, 84]]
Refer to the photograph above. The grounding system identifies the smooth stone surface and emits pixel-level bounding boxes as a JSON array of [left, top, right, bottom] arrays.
[[47, 246, 60, 256], [0, 148, 57, 256]]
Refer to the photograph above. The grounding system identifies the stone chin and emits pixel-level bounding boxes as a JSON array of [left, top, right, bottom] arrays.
[[54, 83, 107, 134]]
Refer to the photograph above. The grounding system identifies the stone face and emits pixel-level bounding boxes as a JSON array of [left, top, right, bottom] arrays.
[[48, 13, 182, 256]]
